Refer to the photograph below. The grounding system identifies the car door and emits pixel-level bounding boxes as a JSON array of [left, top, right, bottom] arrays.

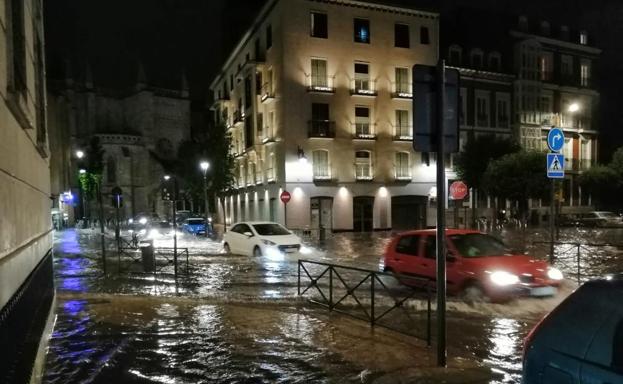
[[237, 223, 254, 256], [391, 235, 422, 278], [227, 224, 244, 254], [581, 316, 623, 384]]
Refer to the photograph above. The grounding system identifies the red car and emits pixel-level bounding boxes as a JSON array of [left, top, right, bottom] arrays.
[[383, 229, 563, 301]]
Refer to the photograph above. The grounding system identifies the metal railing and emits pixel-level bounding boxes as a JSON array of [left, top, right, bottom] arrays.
[[532, 241, 623, 284], [308, 120, 336, 138], [298, 259, 432, 343]]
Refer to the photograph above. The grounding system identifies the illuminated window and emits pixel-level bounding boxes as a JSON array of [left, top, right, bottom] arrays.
[[395, 110, 410, 138], [312, 150, 330, 180], [395, 152, 410, 179], [354, 18, 370, 43], [355, 151, 372, 180]]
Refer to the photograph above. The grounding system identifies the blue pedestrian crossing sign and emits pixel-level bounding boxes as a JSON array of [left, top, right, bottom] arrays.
[[547, 153, 565, 178], [547, 128, 565, 152]]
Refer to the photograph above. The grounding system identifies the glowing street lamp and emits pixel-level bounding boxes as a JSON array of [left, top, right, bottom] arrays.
[[568, 102, 580, 113], [76, 150, 85, 159], [79, 169, 87, 174], [199, 161, 210, 238], [163, 175, 171, 181]]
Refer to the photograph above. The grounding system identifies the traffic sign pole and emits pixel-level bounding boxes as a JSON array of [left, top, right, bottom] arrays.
[[280, 191, 291, 228], [435, 60, 447, 368], [546, 127, 565, 264]]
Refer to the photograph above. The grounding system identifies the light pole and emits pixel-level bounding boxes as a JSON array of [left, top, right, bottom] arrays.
[[164, 174, 178, 278], [200, 161, 210, 238]]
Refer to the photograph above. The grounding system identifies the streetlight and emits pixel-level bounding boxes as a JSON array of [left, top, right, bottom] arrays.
[[568, 102, 580, 113], [200, 161, 210, 238], [76, 150, 85, 159], [163, 174, 178, 277], [79, 168, 87, 174]]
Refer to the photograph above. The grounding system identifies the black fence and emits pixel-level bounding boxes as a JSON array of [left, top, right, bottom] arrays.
[[298, 259, 432, 344], [533, 241, 623, 284]]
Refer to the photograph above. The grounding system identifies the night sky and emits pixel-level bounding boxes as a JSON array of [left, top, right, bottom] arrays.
[[44, 0, 623, 159]]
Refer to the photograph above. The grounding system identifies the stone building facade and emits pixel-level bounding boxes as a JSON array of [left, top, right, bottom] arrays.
[[211, 0, 444, 232], [0, 0, 55, 381], [48, 65, 191, 222]]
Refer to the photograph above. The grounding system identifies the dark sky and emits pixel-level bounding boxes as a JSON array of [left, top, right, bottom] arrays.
[[44, 0, 623, 159]]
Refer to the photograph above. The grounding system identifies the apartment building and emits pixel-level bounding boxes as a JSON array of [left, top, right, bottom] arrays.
[[510, 16, 600, 211], [0, 0, 55, 381], [210, 0, 440, 232]]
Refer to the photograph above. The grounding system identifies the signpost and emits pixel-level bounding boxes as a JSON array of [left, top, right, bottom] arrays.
[[413, 60, 460, 367], [280, 191, 291, 227], [111, 186, 123, 255], [546, 128, 565, 263], [450, 181, 468, 229]]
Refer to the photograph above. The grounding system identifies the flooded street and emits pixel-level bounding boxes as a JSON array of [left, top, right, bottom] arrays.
[[44, 228, 623, 383]]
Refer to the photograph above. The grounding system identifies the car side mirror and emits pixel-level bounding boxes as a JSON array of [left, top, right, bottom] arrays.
[[243, 231, 253, 237]]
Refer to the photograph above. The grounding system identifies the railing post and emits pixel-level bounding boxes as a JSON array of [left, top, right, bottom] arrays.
[[370, 273, 375, 326], [576, 244, 581, 285], [297, 260, 301, 296], [329, 267, 333, 310], [427, 284, 432, 347]]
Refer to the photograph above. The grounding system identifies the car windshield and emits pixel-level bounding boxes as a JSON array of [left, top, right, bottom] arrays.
[[252, 224, 291, 236], [187, 219, 205, 225], [449, 233, 511, 258]]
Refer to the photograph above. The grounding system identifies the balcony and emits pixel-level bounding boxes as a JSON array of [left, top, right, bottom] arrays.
[[355, 166, 373, 181], [352, 123, 376, 140], [393, 125, 412, 141], [395, 170, 411, 181], [266, 168, 276, 183], [350, 79, 377, 96], [308, 120, 336, 138], [260, 83, 275, 103], [306, 75, 336, 93], [391, 82, 413, 99], [233, 110, 244, 125], [313, 169, 332, 182]]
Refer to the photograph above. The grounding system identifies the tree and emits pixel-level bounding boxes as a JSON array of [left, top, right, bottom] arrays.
[[579, 165, 620, 208], [482, 151, 550, 224], [78, 137, 105, 221], [162, 121, 235, 214], [454, 134, 520, 225]]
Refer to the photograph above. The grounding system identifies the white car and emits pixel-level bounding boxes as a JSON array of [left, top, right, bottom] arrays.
[[223, 222, 303, 257]]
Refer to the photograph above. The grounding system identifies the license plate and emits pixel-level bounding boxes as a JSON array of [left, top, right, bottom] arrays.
[[530, 286, 557, 297]]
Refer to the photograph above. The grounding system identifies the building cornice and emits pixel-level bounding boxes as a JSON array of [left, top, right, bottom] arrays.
[[306, 0, 438, 19], [447, 66, 515, 84], [509, 30, 601, 56]]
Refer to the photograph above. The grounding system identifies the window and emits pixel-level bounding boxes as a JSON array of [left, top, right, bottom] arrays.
[[476, 95, 488, 126], [395, 152, 410, 179], [230, 74, 234, 91], [395, 109, 410, 138], [255, 71, 263, 96], [489, 53, 501, 71], [449, 45, 462, 66], [540, 52, 553, 81], [394, 24, 410, 48], [312, 150, 330, 180], [354, 18, 370, 43], [354, 62, 370, 92], [497, 99, 509, 127], [266, 24, 272, 49], [561, 55, 573, 76], [581, 60, 591, 86], [244, 75, 252, 109], [395, 235, 420, 256], [355, 106, 371, 137], [9, 0, 27, 94], [540, 21, 550, 36], [257, 113, 263, 138], [254, 39, 261, 60], [355, 151, 372, 180], [312, 103, 329, 121], [423, 236, 436, 259], [420, 26, 430, 44], [311, 12, 328, 38], [471, 49, 483, 68], [580, 31, 588, 45], [311, 58, 328, 87], [107, 157, 116, 183], [395, 67, 410, 94], [311, 103, 331, 137], [268, 111, 275, 138]]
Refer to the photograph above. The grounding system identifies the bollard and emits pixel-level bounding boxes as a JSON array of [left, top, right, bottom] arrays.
[[140, 239, 155, 272]]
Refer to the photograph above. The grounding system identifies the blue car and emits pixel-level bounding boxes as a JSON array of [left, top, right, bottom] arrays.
[[182, 218, 211, 236]]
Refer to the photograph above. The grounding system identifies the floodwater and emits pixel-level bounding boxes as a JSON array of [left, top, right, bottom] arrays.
[[44, 227, 623, 383]]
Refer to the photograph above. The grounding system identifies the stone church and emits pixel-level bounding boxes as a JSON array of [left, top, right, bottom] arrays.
[[48, 62, 191, 223]]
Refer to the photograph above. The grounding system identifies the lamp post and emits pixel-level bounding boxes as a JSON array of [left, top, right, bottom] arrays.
[[200, 161, 210, 238], [164, 174, 178, 278]]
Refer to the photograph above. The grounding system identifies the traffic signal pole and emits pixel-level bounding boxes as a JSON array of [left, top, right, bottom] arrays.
[[435, 59, 447, 367]]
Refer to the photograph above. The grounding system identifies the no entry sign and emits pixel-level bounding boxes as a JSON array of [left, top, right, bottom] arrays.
[[280, 191, 291, 204], [449, 181, 468, 200]]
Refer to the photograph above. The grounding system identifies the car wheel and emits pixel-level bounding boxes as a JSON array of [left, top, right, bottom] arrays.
[[461, 283, 490, 304], [223, 243, 231, 255], [253, 246, 262, 257]]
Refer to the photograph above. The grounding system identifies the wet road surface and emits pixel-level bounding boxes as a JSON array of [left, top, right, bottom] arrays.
[[44, 227, 623, 383]]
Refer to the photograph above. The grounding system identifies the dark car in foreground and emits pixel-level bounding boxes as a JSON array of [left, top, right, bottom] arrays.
[[383, 229, 563, 302], [523, 275, 623, 383]]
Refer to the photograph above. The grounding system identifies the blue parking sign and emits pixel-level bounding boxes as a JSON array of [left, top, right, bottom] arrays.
[[547, 153, 565, 178]]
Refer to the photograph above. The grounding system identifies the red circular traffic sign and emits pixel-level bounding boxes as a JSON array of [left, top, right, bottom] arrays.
[[449, 181, 468, 200], [280, 191, 291, 204]]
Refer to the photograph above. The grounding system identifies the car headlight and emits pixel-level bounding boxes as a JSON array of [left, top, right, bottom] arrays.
[[490, 271, 520, 286], [139, 229, 147, 235], [547, 267, 564, 280], [261, 239, 277, 246], [139, 218, 148, 225], [148, 229, 160, 239]]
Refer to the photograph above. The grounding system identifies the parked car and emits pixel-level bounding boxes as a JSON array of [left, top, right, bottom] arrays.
[[181, 217, 211, 236], [175, 210, 192, 226], [577, 211, 623, 227], [522, 275, 623, 384], [223, 222, 303, 257], [382, 229, 564, 302]]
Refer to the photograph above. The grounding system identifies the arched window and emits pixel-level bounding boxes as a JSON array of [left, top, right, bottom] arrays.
[[470, 49, 484, 69], [449, 45, 462, 66], [312, 150, 330, 180]]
